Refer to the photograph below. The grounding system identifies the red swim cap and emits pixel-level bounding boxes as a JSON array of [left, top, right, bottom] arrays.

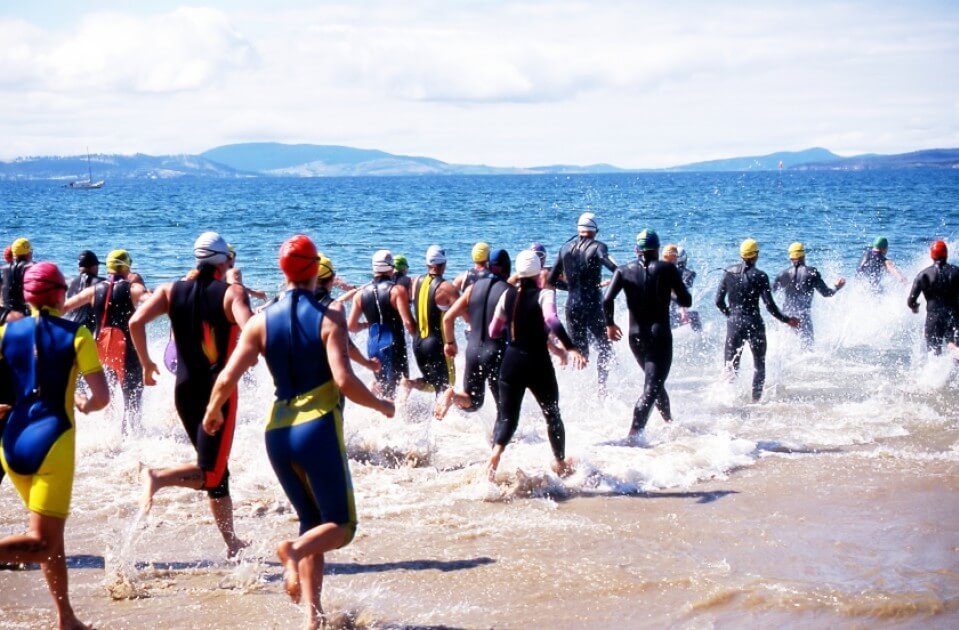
[[23, 262, 67, 308], [931, 240, 947, 261], [279, 235, 319, 282], [3, 246, 11, 264]]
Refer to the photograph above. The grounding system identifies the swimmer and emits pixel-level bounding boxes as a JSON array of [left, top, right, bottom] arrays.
[[435, 249, 511, 419], [856, 236, 907, 292], [772, 242, 845, 348], [547, 213, 617, 396], [63, 250, 103, 333], [392, 255, 412, 295], [63, 249, 148, 434], [315, 254, 379, 372], [908, 240, 959, 355], [202, 235, 394, 627], [129, 232, 253, 558], [452, 242, 491, 291], [716, 239, 800, 402], [0, 238, 35, 324], [662, 244, 702, 332], [0, 262, 109, 630], [604, 230, 691, 441], [348, 250, 416, 399], [406, 245, 460, 397], [487, 250, 586, 480]]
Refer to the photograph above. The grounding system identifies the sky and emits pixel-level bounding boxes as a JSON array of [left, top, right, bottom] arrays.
[[1, 1, 957, 168]]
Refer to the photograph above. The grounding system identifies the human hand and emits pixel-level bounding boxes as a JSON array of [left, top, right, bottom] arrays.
[[444, 341, 458, 358], [835, 277, 846, 289], [143, 361, 160, 386], [787, 317, 801, 328], [569, 350, 588, 370], [203, 408, 224, 436], [379, 400, 396, 418], [606, 324, 622, 342]]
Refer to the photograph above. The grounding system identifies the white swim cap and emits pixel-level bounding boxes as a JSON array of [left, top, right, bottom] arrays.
[[372, 249, 394, 274], [515, 249, 542, 278], [194, 231, 229, 266], [425, 245, 447, 266], [577, 212, 598, 232]]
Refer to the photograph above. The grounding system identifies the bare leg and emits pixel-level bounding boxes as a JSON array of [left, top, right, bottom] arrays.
[[433, 387, 457, 419], [299, 554, 324, 629], [0, 513, 89, 629], [551, 457, 575, 478], [139, 464, 203, 512], [210, 496, 248, 558], [276, 523, 349, 605], [487, 444, 504, 482]]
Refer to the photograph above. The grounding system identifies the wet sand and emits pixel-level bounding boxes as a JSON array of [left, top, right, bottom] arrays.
[[2, 449, 957, 629]]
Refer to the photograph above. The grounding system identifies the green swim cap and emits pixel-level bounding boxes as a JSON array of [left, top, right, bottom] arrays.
[[635, 229, 660, 251], [873, 236, 888, 250], [393, 255, 409, 271]]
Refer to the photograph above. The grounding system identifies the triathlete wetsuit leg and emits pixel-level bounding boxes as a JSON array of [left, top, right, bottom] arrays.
[[924, 311, 958, 355], [121, 346, 143, 434], [174, 379, 236, 498], [725, 317, 767, 401], [494, 347, 566, 461], [413, 335, 452, 392], [628, 327, 673, 432], [463, 344, 503, 412], [566, 302, 612, 389]]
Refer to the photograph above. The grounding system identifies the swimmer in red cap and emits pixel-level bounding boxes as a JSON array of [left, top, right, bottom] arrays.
[[908, 240, 959, 355]]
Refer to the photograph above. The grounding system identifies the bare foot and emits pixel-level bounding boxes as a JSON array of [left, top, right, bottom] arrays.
[[139, 465, 158, 514], [486, 453, 501, 482], [276, 540, 301, 604], [551, 457, 575, 478], [227, 538, 251, 560], [433, 388, 455, 420], [58, 613, 93, 630]]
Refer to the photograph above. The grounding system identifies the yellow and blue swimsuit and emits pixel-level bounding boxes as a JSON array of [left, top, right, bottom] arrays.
[[0, 307, 102, 519], [263, 289, 356, 541]]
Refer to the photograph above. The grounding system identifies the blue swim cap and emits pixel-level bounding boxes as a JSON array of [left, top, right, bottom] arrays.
[[490, 249, 511, 277]]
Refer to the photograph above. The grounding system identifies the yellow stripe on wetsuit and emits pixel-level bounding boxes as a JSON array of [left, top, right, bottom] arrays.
[[417, 276, 432, 339], [266, 381, 341, 432]]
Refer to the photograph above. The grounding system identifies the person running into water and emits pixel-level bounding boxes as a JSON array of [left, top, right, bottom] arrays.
[[1, 238, 35, 324], [487, 250, 586, 480], [392, 254, 412, 295], [547, 213, 617, 396], [435, 249, 512, 419], [64, 250, 148, 434], [407, 245, 460, 396], [604, 230, 691, 442], [348, 250, 415, 399], [315, 253, 380, 372], [226, 244, 269, 301], [716, 239, 799, 402], [908, 240, 959, 355], [129, 232, 253, 557], [453, 242, 491, 291], [0, 262, 109, 630], [662, 244, 702, 332], [772, 242, 845, 348], [64, 250, 103, 333], [202, 235, 394, 627], [856, 236, 907, 292]]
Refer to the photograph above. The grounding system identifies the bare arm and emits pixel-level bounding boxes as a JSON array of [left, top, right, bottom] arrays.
[[203, 314, 266, 434], [347, 290, 366, 333], [76, 370, 110, 413], [393, 285, 416, 336], [885, 259, 907, 283], [225, 284, 254, 328], [62, 285, 96, 314], [128, 283, 173, 386]]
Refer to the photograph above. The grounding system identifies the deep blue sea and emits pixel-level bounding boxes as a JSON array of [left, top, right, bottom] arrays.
[[2, 170, 956, 294]]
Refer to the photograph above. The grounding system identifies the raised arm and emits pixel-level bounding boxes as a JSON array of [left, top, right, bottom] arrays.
[[347, 290, 366, 333], [128, 283, 173, 386]]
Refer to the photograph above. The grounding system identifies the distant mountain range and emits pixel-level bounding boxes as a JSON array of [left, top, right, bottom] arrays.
[[1, 144, 956, 181]]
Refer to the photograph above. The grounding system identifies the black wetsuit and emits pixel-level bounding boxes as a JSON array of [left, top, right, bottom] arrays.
[[411, 274, 454, 392], [547, 235, 617, 389], [668, 263, 701, 331], [65, 272, 103, 332], [907, 261, 959, 354], [856, 249, 888, 292], [494, 280, 577, 461], [462, 275, 510, 412], [92, 276, 143, 433], [716, 262, 792, 402], [0, 261, 32, 324], [460, 267, 490, 291], [360, 277, 408, 398], [773, 262, 839, 347], [604, 257, 692, 432], [169, 269, 238, 499]]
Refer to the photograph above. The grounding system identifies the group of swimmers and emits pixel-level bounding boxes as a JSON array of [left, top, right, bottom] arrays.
[[0, 217, 956, 628]]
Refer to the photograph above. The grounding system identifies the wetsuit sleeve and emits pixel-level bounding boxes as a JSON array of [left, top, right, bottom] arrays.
[[671, 266, 692, 308], [596, 242, 617, 272], [812, 269, 837, 297], [759, 274, 791, 323], [546, 250, 564, 288], [602, 269, 624, 326], [907, 273, 923, 309], [488, 291, 510, 339], [539, 289, 576, 350], [715, 273, 731, 317], [74, 326, 104, 375]]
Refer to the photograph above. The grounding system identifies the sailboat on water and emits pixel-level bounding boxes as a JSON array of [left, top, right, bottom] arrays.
[[66, 150, 104, 189]]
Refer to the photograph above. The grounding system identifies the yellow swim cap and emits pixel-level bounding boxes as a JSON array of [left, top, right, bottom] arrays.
[[472, 242, 490, 263], [106, 249, 132, 272], [740, 238, 759, 259], [788, 242, 805, 260], [11, 238, 31, 258], [316, 253, 335, 280]]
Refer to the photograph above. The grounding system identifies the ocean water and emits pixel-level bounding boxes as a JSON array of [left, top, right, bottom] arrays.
[[1, 170, 958, 627]]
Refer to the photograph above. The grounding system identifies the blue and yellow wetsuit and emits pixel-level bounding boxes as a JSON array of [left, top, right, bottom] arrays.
[[0, 307, 102, 519], [263, 289, 356, 540]]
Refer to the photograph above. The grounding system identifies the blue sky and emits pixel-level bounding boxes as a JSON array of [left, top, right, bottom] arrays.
[[1, 1, 957, 167]]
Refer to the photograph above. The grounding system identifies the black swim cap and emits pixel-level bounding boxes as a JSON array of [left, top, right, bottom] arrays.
[[78, 250, 99, 267]]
